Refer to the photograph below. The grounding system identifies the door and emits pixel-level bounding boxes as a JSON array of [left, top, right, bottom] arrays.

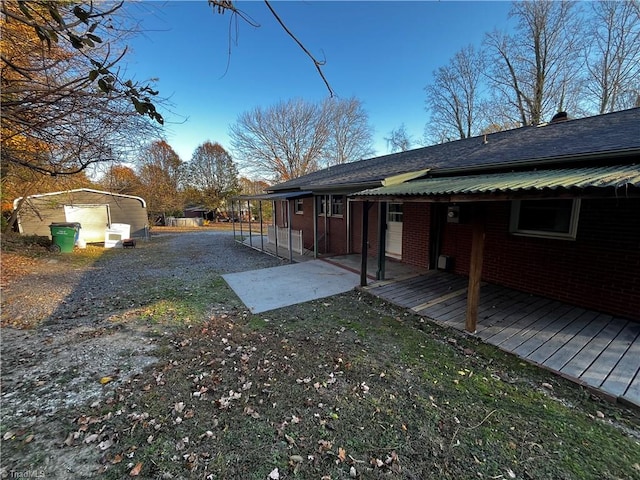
[[64, 204, 110, 243], [385, 202, 403, 259]]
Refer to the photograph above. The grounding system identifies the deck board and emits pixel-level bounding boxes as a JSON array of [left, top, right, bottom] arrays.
[[587, 323, 640, 395], [602, 323, 640, 398], [498, 303, 574, 352], [559, 317, 625, 380], [363, 271, 640, 407]]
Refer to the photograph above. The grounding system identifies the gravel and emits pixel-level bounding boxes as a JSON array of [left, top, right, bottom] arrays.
[[1, 231, 282, 419]]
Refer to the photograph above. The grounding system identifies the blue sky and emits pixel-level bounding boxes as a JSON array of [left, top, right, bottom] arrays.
[[122, 1, 514, 170]]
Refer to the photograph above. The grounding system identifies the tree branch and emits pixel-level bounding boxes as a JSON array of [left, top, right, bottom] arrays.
[[263, 1, 334, 97]]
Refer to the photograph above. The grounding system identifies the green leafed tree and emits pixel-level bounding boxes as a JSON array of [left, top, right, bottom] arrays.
[[186, 141, 240, 212]]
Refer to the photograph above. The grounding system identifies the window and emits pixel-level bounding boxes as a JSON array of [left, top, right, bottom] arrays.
[[510, 199, 580, 240], [318, 195, 344, 217], [387, 203, 403, 223], [294, 198, 304, 214], [318, 195, 328, 215], [331, 196, 344, 216]]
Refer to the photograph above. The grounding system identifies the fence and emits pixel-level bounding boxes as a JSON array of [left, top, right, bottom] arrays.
[[267, 225, 303, 254]]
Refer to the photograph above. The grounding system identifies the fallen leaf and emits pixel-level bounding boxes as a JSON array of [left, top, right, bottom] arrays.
[[129, 462, 143, 476], [98, 439, 113, 450], [338, 447, 347, 462], [350, 466, 357, 477], [84, 433, 99, 444], [100, 376, 113, 385], [268, 467, 279, 479]]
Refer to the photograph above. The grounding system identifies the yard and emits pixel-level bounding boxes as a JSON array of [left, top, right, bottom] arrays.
[[1, 228, 638, 479]]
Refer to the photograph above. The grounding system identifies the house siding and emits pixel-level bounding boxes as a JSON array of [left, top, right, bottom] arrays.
[[288, 197, 349, 255], [441, 198, 640, 321]]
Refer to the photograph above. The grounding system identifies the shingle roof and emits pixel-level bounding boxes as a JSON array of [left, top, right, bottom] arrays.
[[270, 108, 640, 192]]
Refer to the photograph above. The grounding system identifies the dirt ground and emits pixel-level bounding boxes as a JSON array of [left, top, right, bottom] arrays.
[[0, 230, 281, 478], [1, 230, 639, 480]]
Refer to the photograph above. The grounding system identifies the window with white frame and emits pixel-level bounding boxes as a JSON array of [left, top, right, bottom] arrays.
[[510, 199, 580, 240], [294, 198, 304, 214]]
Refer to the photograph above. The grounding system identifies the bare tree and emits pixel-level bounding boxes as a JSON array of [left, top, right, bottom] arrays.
[[322, 97, 375, 165], [231, 97, 375, 181], [385, 124, 413, 153], [584, 0, 640, 114], [424, 45, 487, 142], [186, 141, 240, 211], [484, 1, 584, 126], [230, 98, 329, 182]]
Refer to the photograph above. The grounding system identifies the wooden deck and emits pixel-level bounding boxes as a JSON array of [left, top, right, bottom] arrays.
[[364, 271, 640, 408]]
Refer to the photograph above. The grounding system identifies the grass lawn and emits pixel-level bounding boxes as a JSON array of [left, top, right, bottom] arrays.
[[80, 291, 639, 479], [2, 229, 638, 479]]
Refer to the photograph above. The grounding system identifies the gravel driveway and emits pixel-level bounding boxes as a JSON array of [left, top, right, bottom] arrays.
[[1, 231, 282, 476]]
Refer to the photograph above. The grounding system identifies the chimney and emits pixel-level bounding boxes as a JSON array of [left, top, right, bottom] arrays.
[[550, 111, 569, 123]]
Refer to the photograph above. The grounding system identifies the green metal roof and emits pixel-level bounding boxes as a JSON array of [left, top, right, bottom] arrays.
[[356, 165, 640, 197]]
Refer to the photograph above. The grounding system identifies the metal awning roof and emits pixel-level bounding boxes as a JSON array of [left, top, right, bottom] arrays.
[[234, 191, 313, 201], [354, 165, 640, 198]]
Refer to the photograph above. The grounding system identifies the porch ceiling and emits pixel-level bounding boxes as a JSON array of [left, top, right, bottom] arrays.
[[354, 164, 640, 198]]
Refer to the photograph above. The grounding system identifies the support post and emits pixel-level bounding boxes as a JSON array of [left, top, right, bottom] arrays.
[[273, 200, 279, 259], [465, 206, 486, 333], [360, 201, 370, 287], [231, 200, 236, 239], [376, 202, 387, 280], [287, 199, 293, 263], [259, 200, 264, 251], [313, 195, 318, 258], [247, 200, 252, 246]]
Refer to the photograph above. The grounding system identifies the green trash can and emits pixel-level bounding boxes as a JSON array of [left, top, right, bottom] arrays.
[[49, 222, 81, 253]]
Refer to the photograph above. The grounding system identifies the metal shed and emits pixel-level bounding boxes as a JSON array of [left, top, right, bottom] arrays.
[[13, 188, 149, 243]]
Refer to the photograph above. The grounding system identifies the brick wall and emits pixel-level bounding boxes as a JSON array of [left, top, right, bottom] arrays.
[[442, 198, 640, 321], [402, 203, 430, 269], [289, 197, 348, 254]]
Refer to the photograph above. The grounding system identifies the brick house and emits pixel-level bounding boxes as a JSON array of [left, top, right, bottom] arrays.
[[246, 108, 640, 324]]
